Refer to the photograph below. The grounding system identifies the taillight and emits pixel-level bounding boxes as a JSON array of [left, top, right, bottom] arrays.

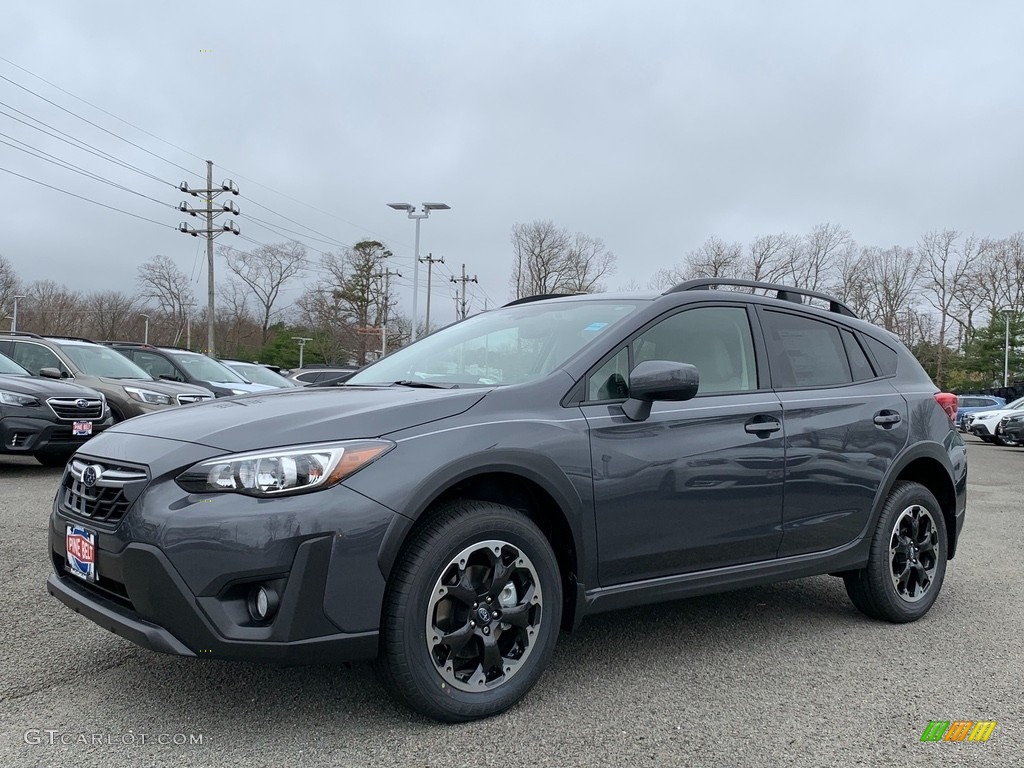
[[934, 392, 958, 423]]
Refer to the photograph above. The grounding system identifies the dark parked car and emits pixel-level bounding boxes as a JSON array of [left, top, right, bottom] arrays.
[[103, 343, 274, 397], [0, 334, 214, 423], [0, 351, 113, 466], [46, 280, 967, 722]]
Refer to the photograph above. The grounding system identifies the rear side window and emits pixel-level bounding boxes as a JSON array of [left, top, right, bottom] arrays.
[[760, 311, 851, 389], [863, 336, 899, 377], [842, 330, 876, 381]]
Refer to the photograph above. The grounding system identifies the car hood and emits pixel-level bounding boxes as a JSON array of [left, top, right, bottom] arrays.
[[98, 377, 213, 396], [217, 381, 275, 393], [94, 385, 488, 452], [0, 374, 103, 398]]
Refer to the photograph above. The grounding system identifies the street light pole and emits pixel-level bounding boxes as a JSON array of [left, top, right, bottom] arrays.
[[11, 295, 25, 333], [1003, 309, 1012, 388], [140, 314, 150, 345], [387, 202, 450, 343], [292, 336, 312, 369]]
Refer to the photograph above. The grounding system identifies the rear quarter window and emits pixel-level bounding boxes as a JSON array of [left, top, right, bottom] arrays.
[[862, 336, 898, 377]]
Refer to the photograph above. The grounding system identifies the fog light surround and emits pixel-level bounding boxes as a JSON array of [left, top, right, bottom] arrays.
[[247, 585, 280, 622]]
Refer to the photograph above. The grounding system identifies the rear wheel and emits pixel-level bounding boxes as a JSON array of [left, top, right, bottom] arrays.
[[377, 500, 562, 722], [844, 481, 947, 623]]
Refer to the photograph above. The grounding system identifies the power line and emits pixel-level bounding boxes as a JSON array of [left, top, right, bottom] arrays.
[[0, 163, 175, 228], [0, 54, 208, 165], [0, 101, 177, 187], [240, 195, 352, 249], [0, 131, 173, 208], [0, 71, 203, 180]]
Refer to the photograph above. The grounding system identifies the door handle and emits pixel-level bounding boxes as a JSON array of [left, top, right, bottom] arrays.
[[874, 411, 902, 427], [744, 416, 781, 435]]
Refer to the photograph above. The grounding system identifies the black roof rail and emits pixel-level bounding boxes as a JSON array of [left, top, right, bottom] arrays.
[[2, 330, 44, 338], [44, 335, 98, 343], [665, 279, 858, 318], [503, 293, 582, 307]]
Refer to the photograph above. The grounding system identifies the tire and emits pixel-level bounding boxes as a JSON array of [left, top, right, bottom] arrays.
[[34, 450, 73, 468], [844, 481, 947, 623], [377, 499, 562, 722]]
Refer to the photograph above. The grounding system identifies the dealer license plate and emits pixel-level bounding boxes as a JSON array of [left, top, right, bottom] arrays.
[[72, 421, 93, 437], [66, 525, 97, 581]]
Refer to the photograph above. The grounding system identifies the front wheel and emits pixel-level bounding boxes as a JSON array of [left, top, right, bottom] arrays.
[[844, 481, 947, 623], [377, 500, 562, 722]]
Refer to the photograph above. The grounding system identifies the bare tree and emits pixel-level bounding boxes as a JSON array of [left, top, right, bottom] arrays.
[[788, 223, 853, 291], [217, 278, 258, 355], [744, 233, 795, 283], [332, 241, 393, 365], [647, 264, 688, 290], [221, 241, 308, 344], [560, 233, 616, 293], [859, 245, 924, 342], [685, 235, 741, 279], [919, 230, 979, 386], [137, 255, 194, 338], [509, 220, 616, 298], [19, 280, 83, 335], [0, 254, 18, 323], [84, 290, 138, 341]]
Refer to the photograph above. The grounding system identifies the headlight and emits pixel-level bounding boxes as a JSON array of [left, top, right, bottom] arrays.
[[175, 439, 395, 497], [123, 386, 173, 405], [0, 390, 41, 407]]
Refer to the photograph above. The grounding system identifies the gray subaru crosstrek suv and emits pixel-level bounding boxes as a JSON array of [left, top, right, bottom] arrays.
[[46, 281, 967, 722]]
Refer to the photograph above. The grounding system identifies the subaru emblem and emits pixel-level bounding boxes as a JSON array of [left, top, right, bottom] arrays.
[[82, 465, 103, 488], [75, 398, 89, 408]]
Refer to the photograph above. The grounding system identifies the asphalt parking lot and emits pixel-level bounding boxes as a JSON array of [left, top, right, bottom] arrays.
[[0, 436, 1019, 767]]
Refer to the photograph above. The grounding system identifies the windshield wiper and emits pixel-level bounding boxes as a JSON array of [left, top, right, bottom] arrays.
[[391, 380, 458, 389]]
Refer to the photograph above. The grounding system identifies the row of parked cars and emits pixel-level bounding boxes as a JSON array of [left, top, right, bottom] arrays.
[[0, 332, 356, 466], [957, 393, 1024, 445]]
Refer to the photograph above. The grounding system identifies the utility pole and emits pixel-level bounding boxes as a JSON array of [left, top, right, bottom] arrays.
[[451, 264, 478, 321], [419, 252, 444, 334], [292, 336, 312, 369], [177, 161, 240, 355], [375, 267, 402, 356]]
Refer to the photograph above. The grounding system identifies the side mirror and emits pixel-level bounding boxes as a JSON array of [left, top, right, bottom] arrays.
[[39, 367, 62, 380], [622, 360, 699, 421]]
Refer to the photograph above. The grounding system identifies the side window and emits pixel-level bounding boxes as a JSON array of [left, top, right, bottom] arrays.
[[760, 311, 852, 389], [133, 351, 178, 380], [842, 330, 876, 381], [863, 336, 898, 377], [10, 342, 67, 376], [631, 306, 758, 395], [587, 348, 630, 401]]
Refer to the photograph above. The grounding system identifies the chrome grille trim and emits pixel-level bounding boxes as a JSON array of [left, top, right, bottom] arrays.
[[176, 393, 213, 405], [46, 396, 105, 421]]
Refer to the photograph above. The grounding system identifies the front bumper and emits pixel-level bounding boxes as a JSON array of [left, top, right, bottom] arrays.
[[998, 421, 1024, 441], [0, 415, 111, 454], [970, 422, 995, 437], [48, 446, 406, 664]]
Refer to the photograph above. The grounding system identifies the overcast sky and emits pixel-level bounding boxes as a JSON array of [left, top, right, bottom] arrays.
[[2, 1, 1023, 327]]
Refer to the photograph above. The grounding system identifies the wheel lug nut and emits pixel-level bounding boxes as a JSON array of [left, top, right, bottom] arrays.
[[470, 620, 476, 627], [486, 597, 492, 603], [483, 626, 490, 635]]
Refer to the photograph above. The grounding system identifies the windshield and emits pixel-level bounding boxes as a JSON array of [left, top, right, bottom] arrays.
[[171, 353, 248, 383], [0, 352, 29, 376], [228, 363, 294, 387], [61, 344, 152, 379], [346, 300, 641, 388]]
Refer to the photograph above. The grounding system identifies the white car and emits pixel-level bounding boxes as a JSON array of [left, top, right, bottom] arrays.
[[967, 395, 1024, 445]]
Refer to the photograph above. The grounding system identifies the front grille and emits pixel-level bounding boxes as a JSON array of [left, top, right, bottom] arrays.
[[47, 397, 105, 421], [176, 393, 213, 405], [60, 458, 148, 525]]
